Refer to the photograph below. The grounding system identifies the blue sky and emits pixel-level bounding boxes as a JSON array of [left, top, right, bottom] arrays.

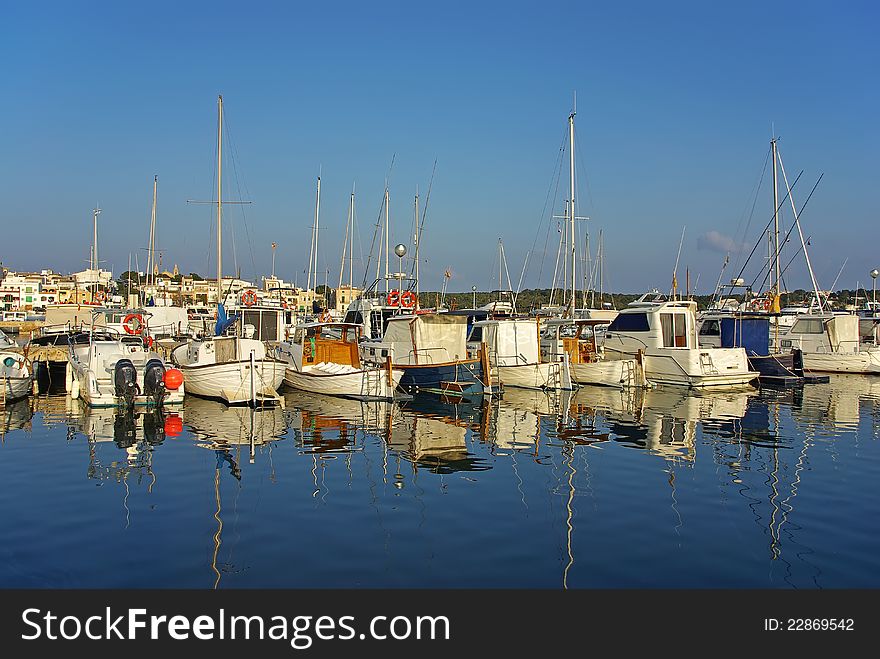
[[1, 1, 877, 294]]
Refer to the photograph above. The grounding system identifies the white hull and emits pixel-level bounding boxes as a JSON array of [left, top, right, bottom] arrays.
[[68, 361, 185, 408], [498, 361, 573, 390], [2, 374, 32, 402], [802, 350, 880, 374], [283, 364, 402, 400], [606, 347, 757, 389], [570, 359, 647, 388], [178, 359, 285, 405]]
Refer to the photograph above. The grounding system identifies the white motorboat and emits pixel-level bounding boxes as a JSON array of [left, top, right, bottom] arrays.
[[66, 328, 185, 408], [275, 322, 401, 400], [1, 328, 33, 403], [603, 293, 758, 388]]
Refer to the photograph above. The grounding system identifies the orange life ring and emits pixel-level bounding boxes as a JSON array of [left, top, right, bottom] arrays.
[[386, 290, 400, 306], [145, 336, 154, 348], [281, 301, 288, 309], [400, 291, 417, 308], [95, 290, 106, 302], [123, 313, 144, 335], [241, 290, 258, 307]]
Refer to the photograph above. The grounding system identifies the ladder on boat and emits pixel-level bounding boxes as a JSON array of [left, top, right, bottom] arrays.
[[699, 352, 719, 375]]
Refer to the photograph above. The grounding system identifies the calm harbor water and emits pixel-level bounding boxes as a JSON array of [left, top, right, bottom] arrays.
[[1, 375, 879, 589]]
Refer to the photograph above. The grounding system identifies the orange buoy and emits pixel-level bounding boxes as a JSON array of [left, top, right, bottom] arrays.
[[163, 368, 184, 390]]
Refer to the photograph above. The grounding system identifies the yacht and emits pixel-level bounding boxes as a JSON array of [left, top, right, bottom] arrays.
[[602, 292, 758, 388]]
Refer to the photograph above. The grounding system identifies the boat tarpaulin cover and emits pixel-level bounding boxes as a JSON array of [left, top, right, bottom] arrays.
[[720, 317, 769, 356]]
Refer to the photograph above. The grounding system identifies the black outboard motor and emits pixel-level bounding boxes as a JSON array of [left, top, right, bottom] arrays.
[[114, 359, 140, 408], [143, 358, 167, 407]]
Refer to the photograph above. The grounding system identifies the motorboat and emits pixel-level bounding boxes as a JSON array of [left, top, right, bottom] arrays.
[[602, 292, 758, 388], [66, 327, 184, 408], [1, 328, 33, 403]]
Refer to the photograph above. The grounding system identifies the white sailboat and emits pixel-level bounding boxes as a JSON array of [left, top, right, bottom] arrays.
[[171, 95, 284, 406]]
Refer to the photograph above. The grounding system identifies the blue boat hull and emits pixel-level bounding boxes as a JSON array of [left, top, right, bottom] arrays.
[[398, 359, 484, 395], [748, 351, 802, 386]]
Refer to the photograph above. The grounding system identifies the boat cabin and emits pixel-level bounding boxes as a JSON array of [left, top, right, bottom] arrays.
[[292, 323, 362, 368], [605, 297, 698, 351]]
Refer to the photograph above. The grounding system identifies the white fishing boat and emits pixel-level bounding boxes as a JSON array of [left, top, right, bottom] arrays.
[[171, 95, 284, 406], [777, 313, 880, 373], [603, 293, 758, 388], [1, 328, 33, 403], [66, 327, 185, 408], [541, 317, 647, 388], [470, 318, 573, 390], [275, 322, 401, 400]]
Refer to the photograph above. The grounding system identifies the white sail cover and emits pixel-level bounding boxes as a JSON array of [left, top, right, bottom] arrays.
[[382, 314, 469, 365]]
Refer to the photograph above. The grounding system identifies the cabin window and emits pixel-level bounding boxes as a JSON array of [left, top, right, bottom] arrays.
[[343, 310, 363, 326], [607, 313, 649, 332], [699, 320, 720, 336], [469, 326, 483, 342], [661, 313, 688, 347], [790, 318, 825, 334]]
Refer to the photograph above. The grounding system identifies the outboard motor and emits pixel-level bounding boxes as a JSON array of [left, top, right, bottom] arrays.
[[143, 358, 167, 407], [114, 359, 140, 408]]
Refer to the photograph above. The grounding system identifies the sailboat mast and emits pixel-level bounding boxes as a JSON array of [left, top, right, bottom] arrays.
[[216, 95, 223, 305], [384, 187, 390, 293], [339, 190, 352, 289], [148, 175, 158, 293], [771, 137, 780, 297], [568, 108, 576, 316], [314, 176, 321, 298], [414, 192, 420, 304], [349, 189, 355, 290], [92, 206, 101, 299]]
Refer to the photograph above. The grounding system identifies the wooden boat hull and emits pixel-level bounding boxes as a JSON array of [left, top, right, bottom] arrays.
[[177, 359, 285, 405], [570, 359, 646, 388], [397, 359, 485, 395], [497, 361, 573, 390], [283, 365, 402, 400], [801, 350, 880, 374]]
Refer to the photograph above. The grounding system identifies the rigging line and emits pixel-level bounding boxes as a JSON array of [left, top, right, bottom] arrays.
[[754, 175, 823, 294], [729, 170, 804, 288], [222, 111, 258, 282], [362, 154, 396, 288], [409, 159, 437, 278], [532, 124, 569, 295], [730, 146, 772, 277]]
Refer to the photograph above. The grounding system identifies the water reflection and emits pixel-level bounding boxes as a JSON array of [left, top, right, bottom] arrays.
[[1, 373, 878, 589], [1, 398, 33, 437]]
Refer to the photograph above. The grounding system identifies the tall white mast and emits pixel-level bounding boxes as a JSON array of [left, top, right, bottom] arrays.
[[414, 191, 420, 304], [384, 187, 390, 293], [92, 205, 102, 298], [216, 95, 223, 306], [307, 175, 321, 295], [349, 189, 354, 290], [771, 137, 780, 297], [147, 175, 158, 297], [339, 187, 353, 289], [568, 105, 576, 316]]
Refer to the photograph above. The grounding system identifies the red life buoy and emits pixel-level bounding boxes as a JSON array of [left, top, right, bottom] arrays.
[[386, 290, 400, 306], [400, 291, 417, 308], [95, 290, 106, 302], [241, 290, 258, 307], [123, 313, 144, 335]]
